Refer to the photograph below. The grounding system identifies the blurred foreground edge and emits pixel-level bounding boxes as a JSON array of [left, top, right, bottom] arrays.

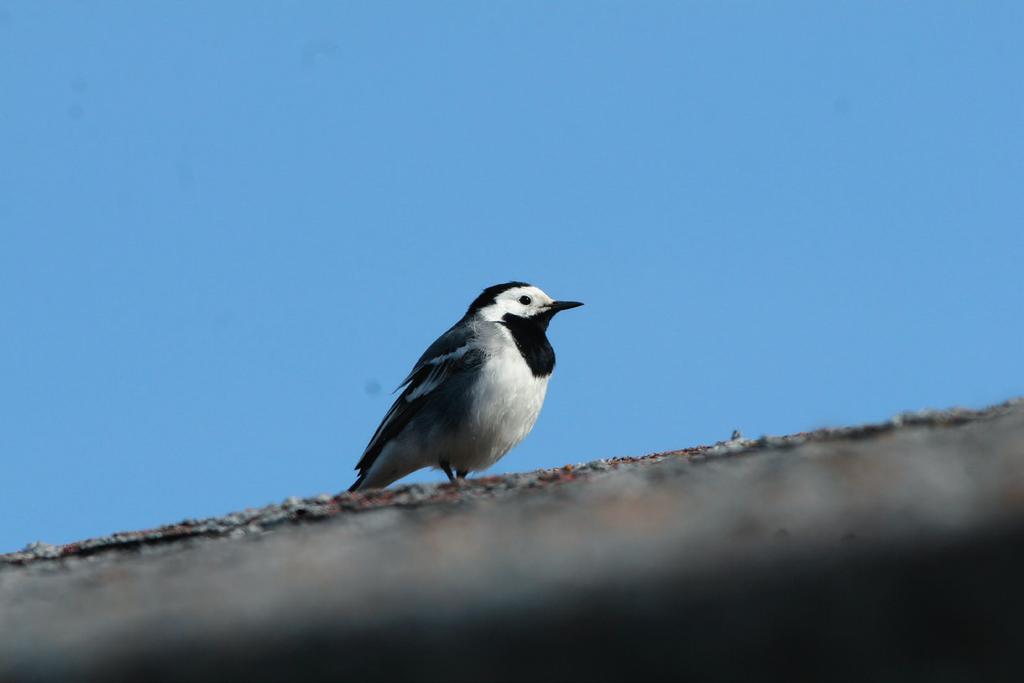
[[2, 398, 1023, 682]]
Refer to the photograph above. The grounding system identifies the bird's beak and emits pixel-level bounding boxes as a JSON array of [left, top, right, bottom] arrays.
[[547, 300, 584, 313]]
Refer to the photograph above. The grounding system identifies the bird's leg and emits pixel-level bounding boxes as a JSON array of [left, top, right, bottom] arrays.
[[455, 469, 468, 480], [439, 459, 456, 483]]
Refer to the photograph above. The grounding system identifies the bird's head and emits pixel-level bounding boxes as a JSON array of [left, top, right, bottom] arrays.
[[466, 282, 583, 328]]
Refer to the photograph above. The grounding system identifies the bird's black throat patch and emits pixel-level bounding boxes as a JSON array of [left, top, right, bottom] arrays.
[[500, 313, 556, 377]]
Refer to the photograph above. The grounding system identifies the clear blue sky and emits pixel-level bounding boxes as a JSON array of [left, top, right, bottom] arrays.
[[2, 2, 1021, 552]]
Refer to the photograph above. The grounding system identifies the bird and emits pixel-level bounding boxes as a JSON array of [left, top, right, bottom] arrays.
[[349, 282, 583, 492]]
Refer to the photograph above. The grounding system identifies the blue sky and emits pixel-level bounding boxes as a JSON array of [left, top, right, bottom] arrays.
[[1, 2, 1021, 552]]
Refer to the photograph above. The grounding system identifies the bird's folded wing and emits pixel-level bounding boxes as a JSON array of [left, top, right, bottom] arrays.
[[396, 322, 476, 391], [355, 336, 484, 475]]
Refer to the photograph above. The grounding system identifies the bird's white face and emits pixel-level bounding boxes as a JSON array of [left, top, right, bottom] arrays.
[[476, 285, 555, 322]]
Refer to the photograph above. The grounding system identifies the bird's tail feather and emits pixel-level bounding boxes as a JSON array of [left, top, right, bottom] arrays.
[[348, 472, 367, 493]]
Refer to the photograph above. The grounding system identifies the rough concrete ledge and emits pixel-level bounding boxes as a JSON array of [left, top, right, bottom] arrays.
[[5, 399, 1018, 567], [2, 398, 1023, 682]]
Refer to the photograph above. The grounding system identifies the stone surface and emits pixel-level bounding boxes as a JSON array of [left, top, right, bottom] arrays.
[[2, 399, 1024, 681]]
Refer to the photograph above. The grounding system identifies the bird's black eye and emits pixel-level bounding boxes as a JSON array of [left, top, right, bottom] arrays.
[[519, 295, 532, 305]]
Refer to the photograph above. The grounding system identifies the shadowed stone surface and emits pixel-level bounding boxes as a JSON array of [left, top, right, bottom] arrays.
[[2, 399, 1023, 681]]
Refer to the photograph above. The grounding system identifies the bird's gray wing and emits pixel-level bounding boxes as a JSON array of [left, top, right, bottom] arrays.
[[396, 322, 476, 391], [352, 323, 483, 482]]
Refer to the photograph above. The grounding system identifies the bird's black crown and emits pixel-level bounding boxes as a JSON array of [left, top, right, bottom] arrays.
[[464, 281, 531, 317]]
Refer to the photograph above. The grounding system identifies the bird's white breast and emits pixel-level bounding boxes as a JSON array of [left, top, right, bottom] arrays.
[[452, 326, 549, 472]]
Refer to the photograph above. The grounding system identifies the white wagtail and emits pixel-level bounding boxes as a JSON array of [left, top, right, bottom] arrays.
[[349, 282, 583, 491]]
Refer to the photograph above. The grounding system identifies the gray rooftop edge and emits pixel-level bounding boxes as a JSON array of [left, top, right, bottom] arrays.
[[4, 396, 1021, 566]]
